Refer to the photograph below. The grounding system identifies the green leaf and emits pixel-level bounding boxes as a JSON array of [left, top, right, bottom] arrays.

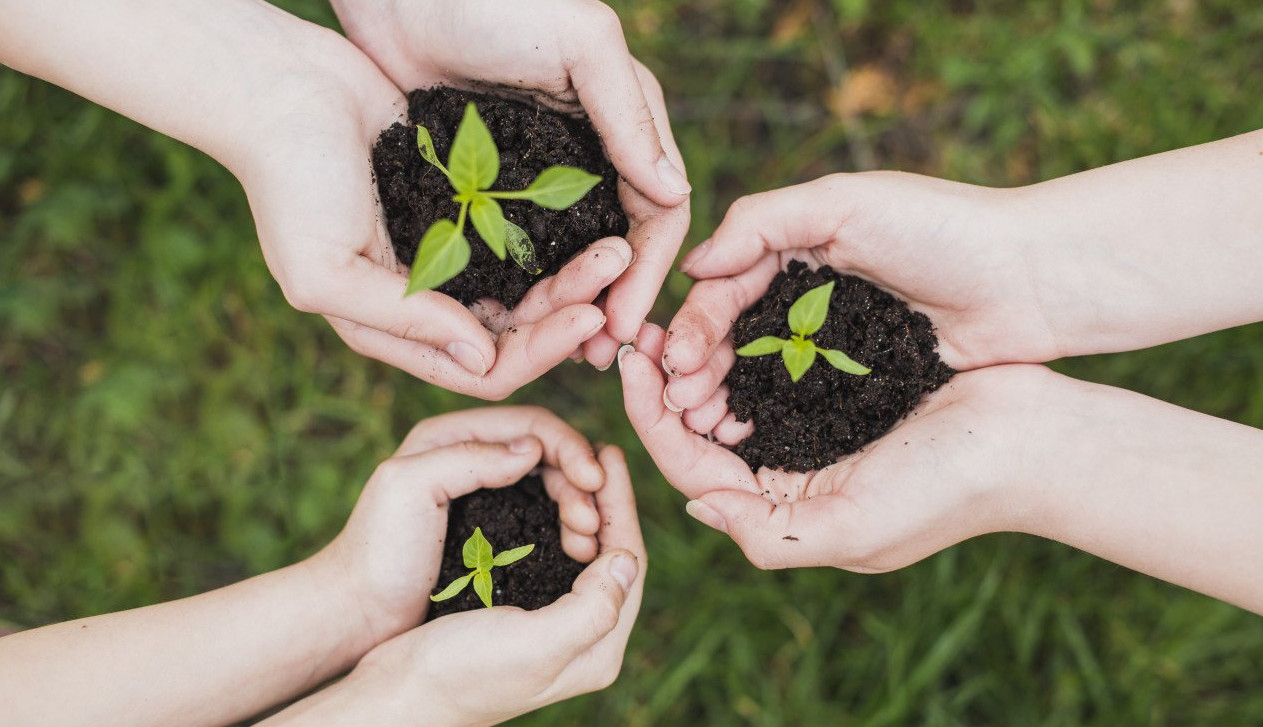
[[429, 571, 474, 602], [781, 338, 817, 383], [448, 103, 499, 193], [463, 527, 494, 571], [473, 570, 493, 608], [517, 166, 601, 209], [492, 543, 535, 567], [504, 220, 542, 275], [415, 124, 446, 175], [469, 195, 507, 260], [787, 282, 835, 337], [405, 220, 470, 295], [819, 348, 872, 375], [736, 336, 787, 357]]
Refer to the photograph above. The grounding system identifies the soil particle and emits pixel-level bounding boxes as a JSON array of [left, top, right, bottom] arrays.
[[725, 261, 954, 472], [372, 87, 628, 309], [426, 476, 586, 620]]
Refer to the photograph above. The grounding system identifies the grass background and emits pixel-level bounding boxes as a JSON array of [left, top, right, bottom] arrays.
[[3, 0, 1263, 723]]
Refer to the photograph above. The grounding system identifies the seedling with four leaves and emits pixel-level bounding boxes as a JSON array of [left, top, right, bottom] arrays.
[[735, 281, 872, 382], [406, 103, 602, 295], [430, 527, 536, 609]]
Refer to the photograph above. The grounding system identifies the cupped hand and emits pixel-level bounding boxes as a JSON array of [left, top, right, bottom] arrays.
[[312, 406, 609, 649], [330, 0, 692, 363], [620, 322, 1053, 572], [660, 172, 1063, 413], [234, 29, 632, 399], [278, 446, 646, 727]]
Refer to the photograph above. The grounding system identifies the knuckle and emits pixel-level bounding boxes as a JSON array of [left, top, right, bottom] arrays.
[[581, 1, 624, 39], [282, 277, 324, 314]]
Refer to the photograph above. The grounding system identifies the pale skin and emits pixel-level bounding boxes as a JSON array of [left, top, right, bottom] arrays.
[[0, 0, 687, 398], [0, 407, 647, 727], [625, 129, 1263, 614]]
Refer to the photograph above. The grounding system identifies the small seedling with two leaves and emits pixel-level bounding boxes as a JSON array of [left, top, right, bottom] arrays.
[[406, 102, 602, 295], [736, 281, 872, 383], [430, 527, 535, 609]]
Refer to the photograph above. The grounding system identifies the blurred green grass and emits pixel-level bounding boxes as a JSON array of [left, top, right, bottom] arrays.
[[3, 0, 1263, 724]]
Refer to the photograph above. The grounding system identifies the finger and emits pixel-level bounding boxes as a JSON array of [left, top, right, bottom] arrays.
[[564, 10, 689, 207], [541, 467, 601, 537], [323, 256, 498, 376], [681, 383, 735, 436], [661, 255, 780, 377], [663, 342, 736, 412], [592, 445, 646, 561], [617, 344, 759, 498], [713, 413, 756, 446], [677, 179, 842, 280], [600, 62, 692, 344], [582, 329, 623, 371], [689, 489, 846, 570], [373, 439, 543, 505], [512, 237, 633, 326], [396, 406, 604, 492], [531, 548, 639, 663]]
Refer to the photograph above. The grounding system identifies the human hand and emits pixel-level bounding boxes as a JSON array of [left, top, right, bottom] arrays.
[[620, 322, 1053, 571], [310, 406, 608, 650], [660, 172, 1063, 415], [268, 446, 645, 727], [329, 0, 692, 366]]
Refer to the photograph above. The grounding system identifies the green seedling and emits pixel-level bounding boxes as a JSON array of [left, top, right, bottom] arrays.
[[429, 527, 536, 609], [735, 281, 872, 383], [406, 102, 602, 295]]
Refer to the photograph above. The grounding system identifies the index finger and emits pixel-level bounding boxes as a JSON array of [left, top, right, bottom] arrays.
[[662, 255, 780, 377]]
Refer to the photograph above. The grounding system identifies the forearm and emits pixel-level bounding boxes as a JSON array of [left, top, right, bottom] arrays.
[[0, 555, 373, 727], [0, 0, 346, 176], [1014, 372, 1263, 613], [1014, 128, 1263, 357]]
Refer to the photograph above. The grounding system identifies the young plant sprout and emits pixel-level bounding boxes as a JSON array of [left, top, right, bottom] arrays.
[[429, 527, 536, 609], [735, 281, 872, 383], [406, 102, 602, 295]]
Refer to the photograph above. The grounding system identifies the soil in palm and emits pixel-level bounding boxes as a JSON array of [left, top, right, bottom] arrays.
[[372, 87, 628, 309], [725, 261, 954, 472]]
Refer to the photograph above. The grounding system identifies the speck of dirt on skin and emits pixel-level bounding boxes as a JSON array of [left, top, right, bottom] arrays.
[[782, 535, 799, 541]]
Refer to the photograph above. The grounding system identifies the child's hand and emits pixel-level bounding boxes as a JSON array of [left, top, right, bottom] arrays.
[[329, 0, 692, 366], [311, 407, 608, 650], [619, 323, 1051, 572], [265, 446, 646, 727]]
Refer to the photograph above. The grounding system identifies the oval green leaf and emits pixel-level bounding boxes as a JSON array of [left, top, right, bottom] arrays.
[[787, 281, 835, 337], [463, 527, 494, 570], [736, 336, 787, 357], [505, 219, 542, 275], [819, 348, 872, 376], [469, 195, 507, 260], [520, 166, 602, 210], [415, 124, 446, 175], [492, 543, 535, 567], [405, 220, 470, 295], [449, 103, 499, 193], [473, 570, 494, 608], [429, 571, 474, 602], [781, 338, 817, 383]]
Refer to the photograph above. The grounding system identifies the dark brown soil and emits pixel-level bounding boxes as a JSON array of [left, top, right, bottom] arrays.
[[372, 87, 628, 309], [725, 261, 954, 472], [426, 476, 586, 620]]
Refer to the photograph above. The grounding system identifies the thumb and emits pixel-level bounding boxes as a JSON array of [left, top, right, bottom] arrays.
[[385, 437, 544, 504], [532, 548, 639, 662]]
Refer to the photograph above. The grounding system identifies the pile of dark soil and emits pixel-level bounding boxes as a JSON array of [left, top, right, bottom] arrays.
[[372, 87, 628, 308], [725, 261, 954, 472], [426, 476, 586, 620]]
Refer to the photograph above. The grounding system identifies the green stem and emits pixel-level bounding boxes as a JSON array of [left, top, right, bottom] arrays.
[[455, 198, 469, 236], [481, 189, 533, 200]]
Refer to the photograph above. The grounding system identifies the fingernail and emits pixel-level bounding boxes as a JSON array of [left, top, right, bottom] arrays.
[[616, 344, 635, 368], [656, 156, 691, 196], [570, 350, 586, 364], [663, 385, 684, 413], [601, 240, 633, 271], [583, 317, 608, 339], [445, 341, 487, 377], [594, 354, 615, 372], [685, 500, 727, 534], [678, 240, 710, 275], [609, 553, 638, 591], [508, 436, 536, 454]]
